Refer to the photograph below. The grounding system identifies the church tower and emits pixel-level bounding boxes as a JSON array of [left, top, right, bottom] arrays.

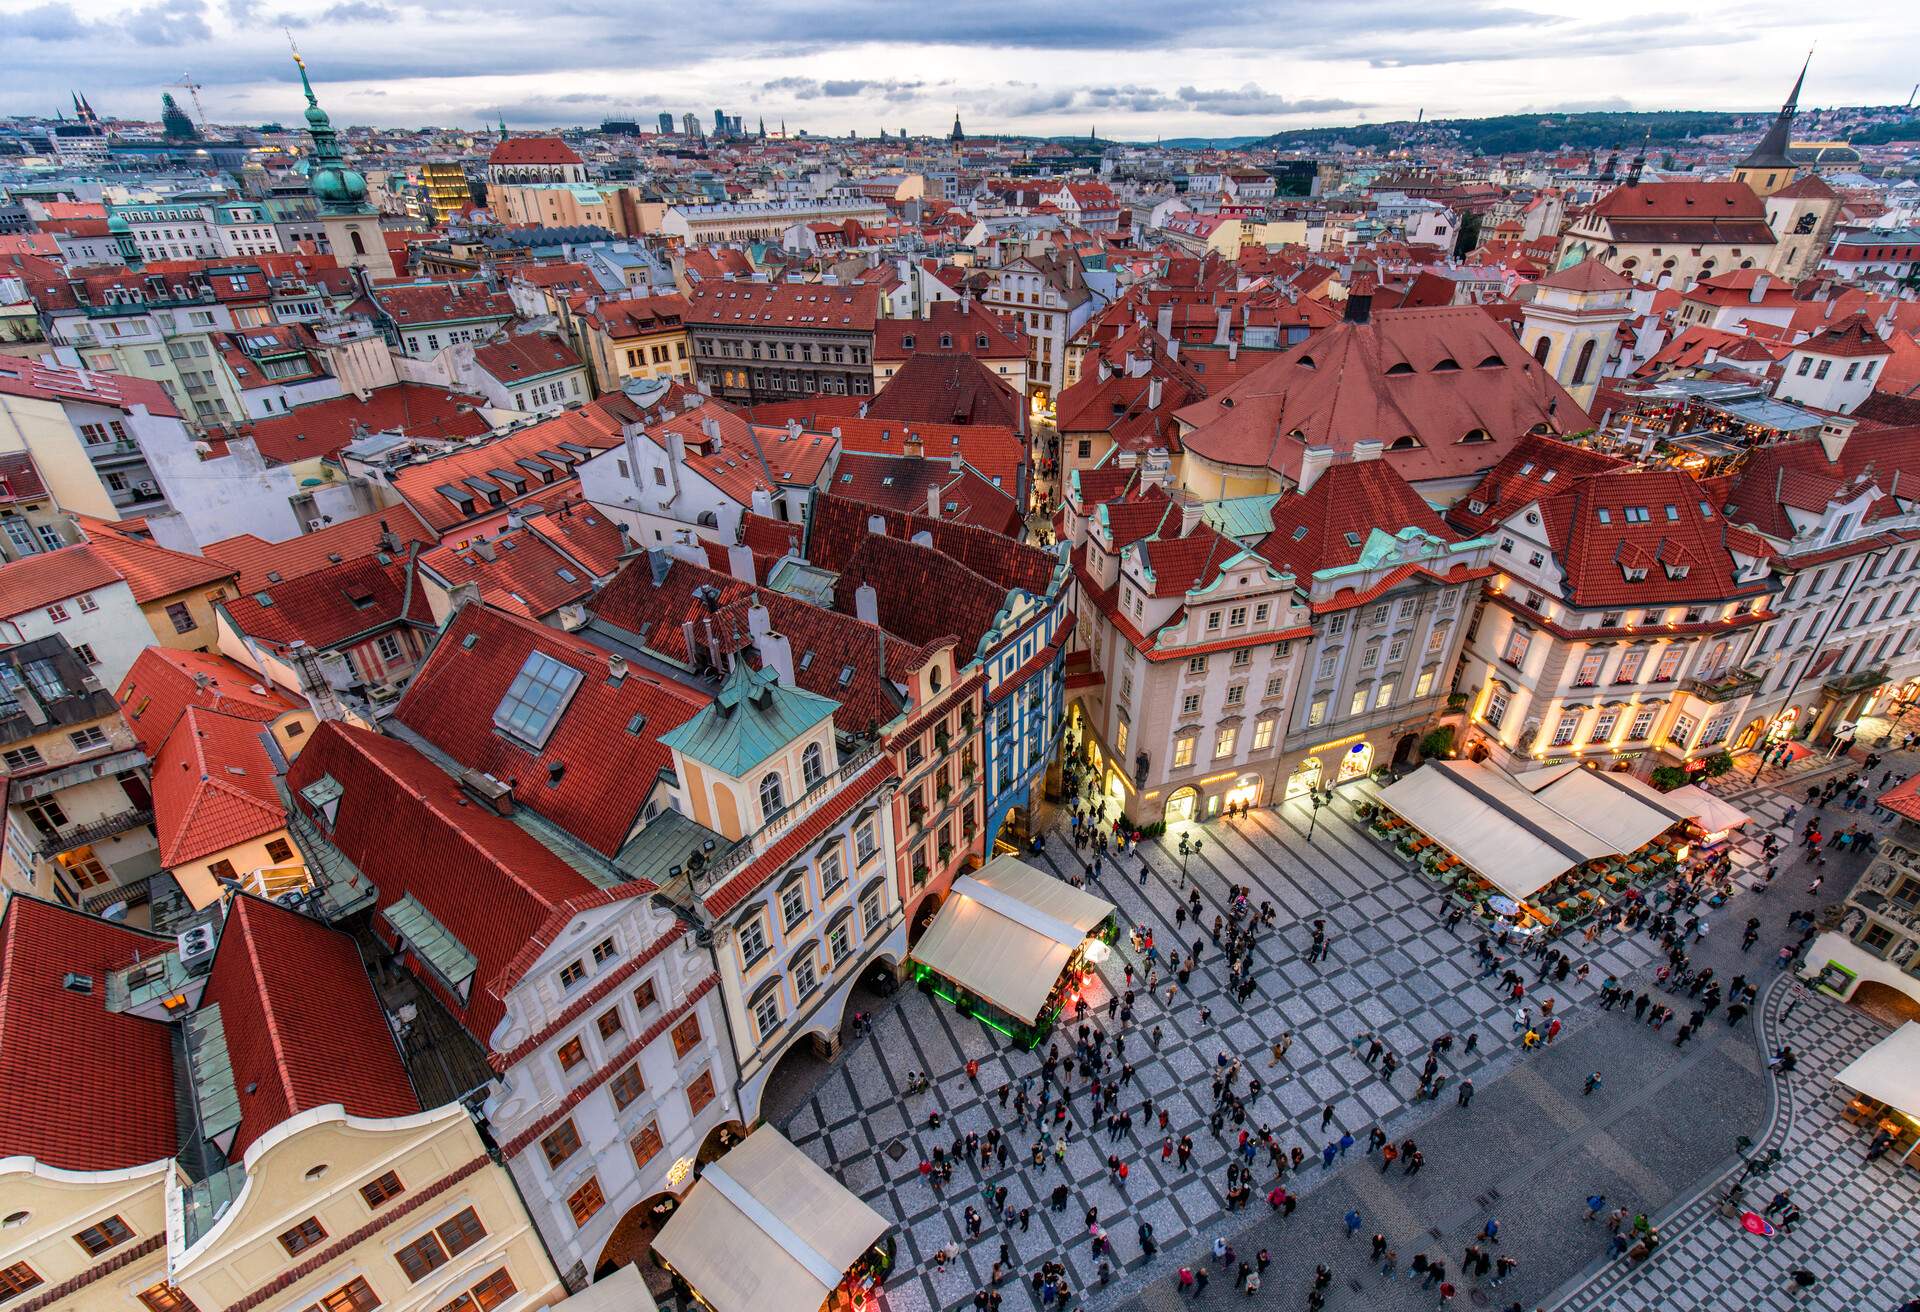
[[293, 48, 395, 278], [1734, 55, 1810, 198]]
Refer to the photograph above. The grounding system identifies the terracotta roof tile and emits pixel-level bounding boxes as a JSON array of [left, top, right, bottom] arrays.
[[0, 544, 123, 619], [200, 894, 419, 1158], [151, 707, 286, 866], [222, 383, 494, 465], [81, 523, 237, 604], [0, 897, 178, 1171], [204, 511, 437, 594], [223, 554, 432, 652], [117, 647, 301, 757]]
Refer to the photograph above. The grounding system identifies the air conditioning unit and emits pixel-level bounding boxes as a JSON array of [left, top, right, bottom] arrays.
[[135, 482, 158, 497], [367, 681, 404, 704], [307, 518, 325, 532], [177, 924, 217, 968]]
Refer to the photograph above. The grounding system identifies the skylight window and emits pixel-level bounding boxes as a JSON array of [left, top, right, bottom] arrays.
[[493, 651, 583, 748], [1596, 509, 1611, 523], [1292, 525, 1309, 540], [1344, 531, 1362, 547]]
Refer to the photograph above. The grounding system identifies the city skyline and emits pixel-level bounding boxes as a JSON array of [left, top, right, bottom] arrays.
[[4, 0, 1912, 136]]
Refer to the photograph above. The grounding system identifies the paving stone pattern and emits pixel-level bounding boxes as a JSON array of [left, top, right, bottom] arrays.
[[778, 790, 1672, 1311]]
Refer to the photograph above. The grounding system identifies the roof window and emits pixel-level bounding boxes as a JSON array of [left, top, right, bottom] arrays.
[[493, 650, 584, 748]]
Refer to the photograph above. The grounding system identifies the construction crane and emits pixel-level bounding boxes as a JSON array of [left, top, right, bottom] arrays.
[[167, 74, 209, 131]]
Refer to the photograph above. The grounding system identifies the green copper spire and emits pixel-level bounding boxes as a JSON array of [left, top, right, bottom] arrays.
[[289, 44, 370, 215]]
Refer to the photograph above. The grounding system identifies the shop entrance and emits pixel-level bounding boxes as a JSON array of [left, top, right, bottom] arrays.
[[1852, 980, 1920, 1028], [595, 1192, 683, 1280], [1336, 741, 1375, 783], [1223, 777, 1260, 810], [1285, 757, 1323, 799], [1164, 786, 1198, 825]]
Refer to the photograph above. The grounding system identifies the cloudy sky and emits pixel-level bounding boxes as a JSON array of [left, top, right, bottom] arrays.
[[2, 0, 1908, 138]]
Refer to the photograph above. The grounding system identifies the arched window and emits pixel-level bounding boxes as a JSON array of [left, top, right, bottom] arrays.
[[929, 665, 943, 693], [1572, 339, 1597, 385], [1532, 336, 1551, 365], [759, 771, 785, 818], [801, 742, 824, 788], [349, 230, 366, 257]]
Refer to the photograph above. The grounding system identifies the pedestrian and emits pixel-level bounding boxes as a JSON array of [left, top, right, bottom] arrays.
[[1344, 1208, 1362, 1238], [1585, 1193, 1606, 1221], [1321, 1102, 1336, 1131], [1583, 1071, 1603, 1096], [1457, 1078, 1475, 1107], [1493, 1255, 1518, 1286]]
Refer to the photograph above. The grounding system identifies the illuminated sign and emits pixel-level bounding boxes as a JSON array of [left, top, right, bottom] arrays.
[[666, 1156, 695, 1187]]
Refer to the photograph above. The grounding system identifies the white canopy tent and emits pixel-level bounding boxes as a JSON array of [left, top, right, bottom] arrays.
[[1662, 784, 1754, 836], [910, 854, 1116, 1024], [1376, 760, 1688, 901], [652, 1126, 889, 1312], [1833, 1022, 1920, 1122], [552, 1265, 659, 1312]]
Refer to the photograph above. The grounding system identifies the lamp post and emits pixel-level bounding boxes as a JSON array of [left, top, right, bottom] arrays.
[[1305, 786, 1335, 843], [1177, 832, 1203, 889]]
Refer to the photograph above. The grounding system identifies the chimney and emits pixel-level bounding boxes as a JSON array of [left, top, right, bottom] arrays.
[[1298, 445, 1335, 492], [1344, 275, 1375, 324], [608, 652, 628, 682], [746, 601, 794, 686], [926, 483, 942, 518], [1817, 416, 1857, 465], [1227, 341, 1239, 362], [1097, 356, 1114, 383], [1214, 306, 1231, 345], [866, 514, 887, 535], [1749, 273, 1770, 305], [505, 506, 525, 532], [726, 542, 757, 583], [854, 580, 879, 625], [1177, 495, 1203, 537], [1155, 303, 1173, 339], [857, 400, 870, 418], [377, 518, 399, 553], [1127, 352, 1150, 378], [1148, 376, 1163, 410], [750, 486, 774, 518], [1352, 439, 1384, 463], [904, 430, 924, 458]]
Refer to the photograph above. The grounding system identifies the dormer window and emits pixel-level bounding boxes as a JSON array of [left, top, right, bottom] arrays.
[[901, 334, 915, 349], [1623, 565, 1647, 582], [1385, 362, 1415, 376], [1432, 357, 1460, 371]]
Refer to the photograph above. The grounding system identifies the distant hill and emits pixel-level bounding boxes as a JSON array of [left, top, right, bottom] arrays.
[[1257, 108, 1918, 155]]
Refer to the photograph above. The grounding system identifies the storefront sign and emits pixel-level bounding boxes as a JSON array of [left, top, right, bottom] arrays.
[[1305, 731, 1368, 754], [1811, 960, 1857, 999], [666, 1155, 696, 1187]]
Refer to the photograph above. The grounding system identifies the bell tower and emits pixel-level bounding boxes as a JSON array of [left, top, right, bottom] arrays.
[[293, 45, 395, 278], [1734, 54, 1810, 198]]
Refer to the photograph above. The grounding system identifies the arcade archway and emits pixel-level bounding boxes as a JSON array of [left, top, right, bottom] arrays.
[[595, 1190, 683, 1280], [1164, 786, 1198, 824]]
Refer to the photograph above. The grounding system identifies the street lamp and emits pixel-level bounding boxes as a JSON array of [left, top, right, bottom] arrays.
[[1177, 832, 1203, 889], [1305, 786, 1336, 843]]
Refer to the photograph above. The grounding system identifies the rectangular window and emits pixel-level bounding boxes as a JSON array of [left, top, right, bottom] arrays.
[[1253, 719, 1275, 750], [598, 1009, 624, 1042], [138, 1282, 193, 1312], [610, 1063, 645, 1109], [557, 1037, 587, 1071], [1374, 680, 1395, 709], [1502, 630, 1530, 667], [45, 602, 69, 623], [73, 1215, 135, 1257], [493, 650, 584, 748], [1172, 736, 1195, 769], [862, 891, 884, 932], [309, 1276, 380, 1312], [855, 821, 878, 864], [1612, 649, 1644, 684], [1225, 684, 1245, 706], [1308, 695, 1328, 727], [686, 1068, 717, 1115], [360, 1170, 404, 1208], [781, 882, 807, 931], [1485, 690, 1509, 729], [265, 837, 294, 864], [739, 917, 768, 963], [1550, 711, 1581, 746], [633, 978, 658, 1012], [1628, 708, 1656, 741], [1414, 669, 1435, 698], [568, 1177, 605, 1228], [541, 1119, 582, 1168], [1669, 714, 1697, 748], [467, 1269, 519, 1312], [0, 1264, 41, 1303], [376, 633, 404, 662], [1228, 606, 1247, 626], [1181, 693, 1200, 716], [278, 1215, 326, 1256], [165, 602, 197, 634], [672, 1013, 702, 1058], [794, 954, 819, 997], [559, 959, 587, 990], [395, 1230, 450, 1282], [1573, 651, 1604, 687], [1654, 647, 1684, 681], [1214, 726, 1236, 758], [630, 1119, 664, 1170], [820, 849, 845, 895], [437, 1207, 486, 1258]]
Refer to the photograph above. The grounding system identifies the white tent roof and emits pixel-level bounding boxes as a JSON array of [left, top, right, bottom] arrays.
[[1662, 784, 1754, 834], [652, 1127, 888, 1312], [1517, 765, 1692, 855], [909, 854, 1116, 1024], [1833, 1022, 1920, 1119], [1377, 760, 1686, 901], [553, 1265, 658, 1312]]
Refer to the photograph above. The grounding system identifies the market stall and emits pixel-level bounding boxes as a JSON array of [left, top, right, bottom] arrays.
[[553, 1265, 659, 1312], [909, 854, 1117, 1048], [1833, 1022, 1920, 1167], [1367, 760, 1694, 930], [652, 1126, 893, 1312]]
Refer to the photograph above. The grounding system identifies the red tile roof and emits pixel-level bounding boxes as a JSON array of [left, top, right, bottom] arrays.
[[222, 554, 432, 652], [1175, 306, 1587, 489], [0, 451, 50, 504], [285, 722, 639, 1044], [1447, 432, 1628, 536], [371, 280, 515, 328], [575, 292, 689, 340], [81, 522, 237, 604], [1797, 313, 1892, 359], [152, 707, 287, 866], [388, 405, 624, 532], [204, 511, 437, 594], [1536, 257, 1634, 293], [866, 353, 1025, 432], [224, 383, 494, 465], [828, 451, 1021, 535], [118, 647, 301, 757], [488, 137, 583, 166], [0, 354, 181, 418], [524, 497, 629, 577], [1536, 468, 1768, 606], [0, 897, 178, 1171], [1589, 180, 1768, 221], [200, 893, 419, 1158], [685, 282, 880, 332], [394, 603, 708, 856], [873, 300, 1026, 360], [0, 544, 125, 619], [831, 415, 1026, 493], [828, 532, 1008, 652], [806, 493, 1056, 597], [472, 332, 582, 384], [419, 528, 594, 619], [1258, 460, 1463, 579]]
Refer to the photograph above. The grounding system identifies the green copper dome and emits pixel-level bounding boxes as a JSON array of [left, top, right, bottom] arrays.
[[310, 164, 368, 208], [292, 50, 371, 215]]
